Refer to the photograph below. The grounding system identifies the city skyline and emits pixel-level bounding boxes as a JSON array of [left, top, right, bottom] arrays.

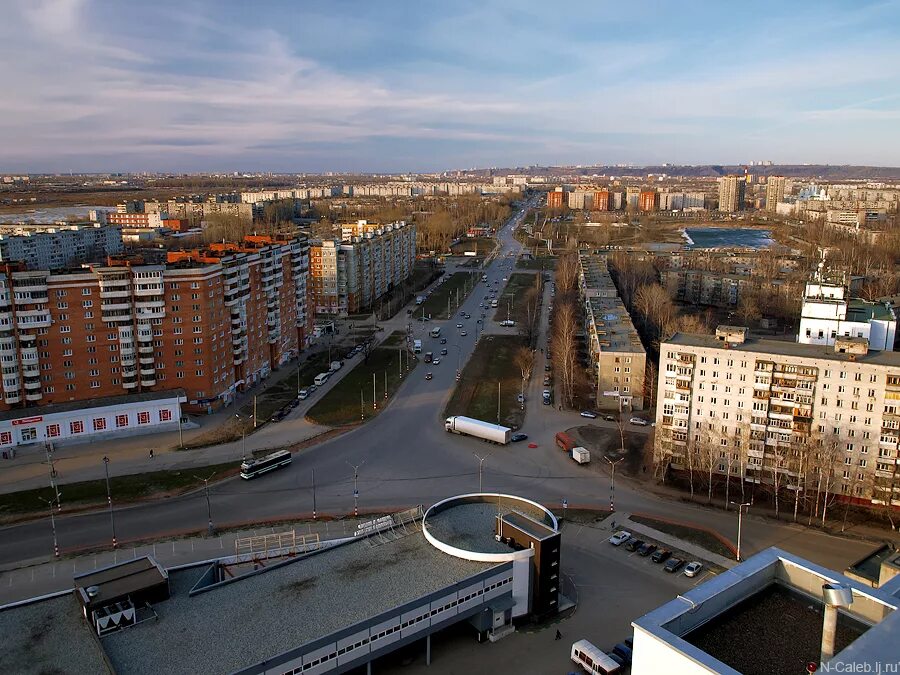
[[1, 0, 900, 172]]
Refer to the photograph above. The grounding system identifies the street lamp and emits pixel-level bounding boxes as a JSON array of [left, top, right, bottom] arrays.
[[347, 460, 364, 517], [39, 495, 60, 558], [102, 456, 117, 549], [730, 501, 751, 562], [604, 456, 624, 512], [195, 473, 216, 536], [474, 452, 490, 492], [234, 414, 246, 458]]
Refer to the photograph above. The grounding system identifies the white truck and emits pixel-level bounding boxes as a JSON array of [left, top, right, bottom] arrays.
[[444, 416, 511, 445], [571, 447, 590, 464], [413, 339, 422, 354]]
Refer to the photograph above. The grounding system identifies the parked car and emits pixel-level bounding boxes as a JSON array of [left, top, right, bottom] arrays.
[[612, 643, 633, 665], [307, 384, 318, 393], [440, 338, 447, 344], [684, 562, 703, 578], [638, 543, 657, 557], [542, 397, 551, 405], [579, 410, 598, 419], [511, 433, 528, 442], [609, 531, 632, 546], [629, 417, 649, 426], [604, 415, 616, 422], [456, 323, 463, 328], [664, 558, 685, 573], [542, 389, 551, 398], [651, 549, 671, 564], [624, 538, 644, 552], [545, 364, 551, 371], [425, 372, 433, 380], [460, 330, 468, 336], [440, 348, 448, 355], [298, 388, 309, 400]]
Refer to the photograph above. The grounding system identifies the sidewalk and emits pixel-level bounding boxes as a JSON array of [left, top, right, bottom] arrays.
[[0, 515, 376, 607]]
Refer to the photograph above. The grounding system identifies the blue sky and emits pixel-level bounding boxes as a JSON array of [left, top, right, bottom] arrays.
[[1, 0, 899, 172]]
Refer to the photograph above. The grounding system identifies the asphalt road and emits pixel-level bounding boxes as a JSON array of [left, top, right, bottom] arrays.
[[0, 200, 879, 572]]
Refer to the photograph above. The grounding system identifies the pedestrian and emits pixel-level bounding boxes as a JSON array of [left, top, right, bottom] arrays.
[[555, 629, 562, 641], [149, 448, 154, 459]]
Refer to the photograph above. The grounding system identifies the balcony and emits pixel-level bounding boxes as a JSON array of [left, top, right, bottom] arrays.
[[23, 380, 41, 391], [122, 380, 138, 389], [140, 377, 156, 387], [139, 356, 154, 366], [4, 393, 21, 404], [133, 284, 163, 296], [21, 365, 39, 378], [140, 366, 155, 376], [100, 289, 131, 300], [102, 301, 131, 312], [25, 391, 42, 402]]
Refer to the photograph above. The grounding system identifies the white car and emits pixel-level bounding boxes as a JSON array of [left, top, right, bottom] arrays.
[[684, 561, 703, 577], [432, 359, 441, 365], [456, 323, 463, 328], [298, 389, 309, 400], [630, 417, 649, 426], [609, 531, 632, 546]]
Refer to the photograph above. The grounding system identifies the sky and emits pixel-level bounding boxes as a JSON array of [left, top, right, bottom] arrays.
[[1, 0, 899, 173]]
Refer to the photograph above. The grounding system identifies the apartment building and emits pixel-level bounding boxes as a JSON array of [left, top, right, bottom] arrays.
[[0, 225, 122, 270], [799, 275, 896, 351], [546, 189, 565, 209], [309, 221, 416, 316], [765, 176, 786, 212], [639, 190, 658, 212], [718, 175, 746, 212], [0, 235, 309, 423], [654, 326, 900, 509], [593, 190, 610, 211], [578, 254, 647, 411]]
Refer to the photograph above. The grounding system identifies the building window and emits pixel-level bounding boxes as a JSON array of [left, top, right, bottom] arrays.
[[115, 414, 128, 428], [159, 409, 172, 422], [46, 424, 60, 438], [92, 418, 106, 431], [70, 420, 84, 434], [0, 431, 11, 445]]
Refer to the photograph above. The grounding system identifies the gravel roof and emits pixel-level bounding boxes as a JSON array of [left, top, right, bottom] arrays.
[[424, 500, 550, 554], [102, 533, 498, 675], [0, 594, 110, 675]]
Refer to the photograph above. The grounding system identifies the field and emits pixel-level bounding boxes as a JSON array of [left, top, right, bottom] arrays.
[[515, 255, 557, 270], [419, 271, 479, 320], [444, 335, 526, 429], [450, 236, 496, 256], [492, 272, 540, 326]]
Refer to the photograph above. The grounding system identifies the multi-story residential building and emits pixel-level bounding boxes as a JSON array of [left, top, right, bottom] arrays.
[[0, 235, 309, 425], [309, 221, 416, 316], [0, 225, 122, 270], [654, 326, 900, 509], [546, 188, 565, 209], [578, 254, 646, 411], [765, 175, 786, 212], [639, 190, 658, 212], [593, 190, 610, 212], [718, 175, 746, 212], [625, 187, 641, 210]]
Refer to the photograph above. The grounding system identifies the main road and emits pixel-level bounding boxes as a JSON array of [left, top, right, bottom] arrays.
[[0, 198, 876, 572]]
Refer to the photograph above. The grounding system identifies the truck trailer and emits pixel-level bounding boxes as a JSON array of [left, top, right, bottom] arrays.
[[445, 416, 511, 445]]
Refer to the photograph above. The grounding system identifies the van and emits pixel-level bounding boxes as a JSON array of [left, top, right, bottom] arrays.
[[430, 327, 441, 338], [413, 340, 422, 354], [314, 373, 330, 386], [570, 640, 621, 674]]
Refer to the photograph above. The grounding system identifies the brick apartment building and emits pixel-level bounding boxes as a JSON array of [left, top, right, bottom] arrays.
[[593, 190, 610, 211], [309, 221, 416, 316], [0, 235, 309, 419], [546, 189, 565, 209], [639, 190, 658, 212]]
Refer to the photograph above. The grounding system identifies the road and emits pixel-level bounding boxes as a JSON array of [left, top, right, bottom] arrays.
[[0, 198, 879, 573]]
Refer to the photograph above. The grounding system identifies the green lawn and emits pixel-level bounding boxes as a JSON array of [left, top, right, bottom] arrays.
[[492, 272, 540, 326], [419, 271, 479, 320], [306, 332, 417, 426], [445, 335, 526, 429], [0, 461, 238, 520]]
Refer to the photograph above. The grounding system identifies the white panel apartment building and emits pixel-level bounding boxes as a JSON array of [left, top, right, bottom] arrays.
[[799, 278, 896, 352], [0, 225, 123, 270], [654, 326, 900, 508]]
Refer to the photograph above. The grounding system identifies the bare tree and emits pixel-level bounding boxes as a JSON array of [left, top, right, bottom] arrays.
[[513, 346, 534, 397], [550, 300, 580, 408]]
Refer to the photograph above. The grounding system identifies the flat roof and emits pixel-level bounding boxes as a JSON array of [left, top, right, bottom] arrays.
[[0, 388, 186, 422], [424, 498, 553, 554], [74, 556, 166, 608], [501, 512, 557, 541], [99, 532, 498, 675], [0, 594, 110, 675], [665, 332, 900, 367], [847, 544, 897, 583]]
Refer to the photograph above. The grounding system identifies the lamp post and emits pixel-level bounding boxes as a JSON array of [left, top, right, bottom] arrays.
[[234, 414, 246, 459], [195, 473, 215, 536], [39, 496, 60, 558], [730, 501, 751, 561], [102, 456, 117, 549], [347, 461, 364, 517], [474, 453, 489, 492], [605, 456, 624, 512]]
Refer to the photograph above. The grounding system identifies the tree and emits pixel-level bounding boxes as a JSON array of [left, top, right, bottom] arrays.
[[513, 346, 535, 397], [550, 300, 580, 408], [735, 292, 762, 326], [555, 251, 579, 295]]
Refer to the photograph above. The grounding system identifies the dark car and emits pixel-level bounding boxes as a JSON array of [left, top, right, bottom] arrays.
[[664, 557, 685, 573], [651, 549, 671, 564], [440, 348, 448, 355], [511, 433, 528, 442], [607, 652, 625, 667], [638, 542, 657, 557], [624, 538, 644, 552], [604, 415, 616, 422], [440, 338, 447, 344], [612, 643, 633, 665], [425, 372, 433, 380]]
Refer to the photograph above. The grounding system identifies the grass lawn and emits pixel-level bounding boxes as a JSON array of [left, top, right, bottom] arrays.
[[492, 272, 540, 326], [629, 514, 735, 558], [306, 332, 417, 426], [552, 507, 613, 526], [0, 461, 238, 520], [516, 255, 557, 271], [450, 237, 496, 256], [420, 271, 479, 320], [445, 335, 526, 429]]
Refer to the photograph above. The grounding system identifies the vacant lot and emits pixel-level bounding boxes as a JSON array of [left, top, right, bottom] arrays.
[[450, 237, 496, 256], [420, 271, 479, 320], [445, 335, 526, 429], [306, 332, 416, 426], [492, 272, 540, 326]]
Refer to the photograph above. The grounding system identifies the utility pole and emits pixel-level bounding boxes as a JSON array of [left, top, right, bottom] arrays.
[[40, 496, 60, 558], [197, 473, 215, 536], [360, 389, 365, 420], [45, 442, 61, 511], [347, 461, 364, 517], [102, 456, 117, 549], [178, 412, 184, 449], [605, 456, 624, 512], [384, 371, 388, 400], [235, 414, 246, 458], [372, 372, 377, 410], [474, 453, 489, 492], [312, 469, 317, 520], [398, 346, 402, 379], [253, 395, 258, 429], [730, 501, 751, 561], [497, 381, 501, 424], [297, 365, 301, 395]]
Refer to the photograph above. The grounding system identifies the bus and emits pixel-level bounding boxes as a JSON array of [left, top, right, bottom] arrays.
[[570, 640, 621, 674], [240, 450, 292, 479]]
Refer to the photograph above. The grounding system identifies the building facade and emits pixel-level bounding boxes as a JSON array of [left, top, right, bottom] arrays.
[[765, 175, 786, 212], [654, 326, 900, 509], [718, 175, 746, 213], [546, 189, 565, 209], [0, 225, 123, 270], [639, 190, 658, 212], [798, 277, 896, 352]]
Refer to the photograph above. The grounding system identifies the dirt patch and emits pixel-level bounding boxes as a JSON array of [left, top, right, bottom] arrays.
[[281, 577, 319, 597], [629, 514, 735, 558]]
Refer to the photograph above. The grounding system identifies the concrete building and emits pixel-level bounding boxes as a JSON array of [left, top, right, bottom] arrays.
[[718, 176, 746, 213], [0, 225, 123, 270], [654, 326, 900, 510], [625, 187, 641, 210], [632, 547, 900, 675], [2, 493, 563, 675], [578, 255, 647, 411], [547, 188, 565, 209], [309, 221, 416, 316], [0, 234, 309, 422], [765, 175, 786, 212]]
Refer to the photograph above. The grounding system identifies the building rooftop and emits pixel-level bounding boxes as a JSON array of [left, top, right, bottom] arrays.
[[666, 331, 900, 367], [424, 500, 547, 555], [586, 296, 646, 353], [0, 388, 187, 423], [847, 298, 896, 323]]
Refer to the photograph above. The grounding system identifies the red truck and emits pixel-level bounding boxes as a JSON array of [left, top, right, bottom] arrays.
[[555, 431, 576, 453]]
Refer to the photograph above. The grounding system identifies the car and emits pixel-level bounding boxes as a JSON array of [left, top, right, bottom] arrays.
[[543, 377, 551, 386], [604, 415, 616, 422], [624, 538, 644, 552], [664, 558, 685, 573], [476, 318, 483, 324], [440, 338, 447, 344], [510, 433, 528, 442], [607, 652, 625, 667], [417, 316, 430, 322], [425, 372, 433, 380], [460, 330, 468, 336], [684, 561, 703, 578], [637, 542, 657, 557], [463, 313, 471, 319], [629, 417, 649, 426], [298, 388, 309, 400], [432, 359, 441, 365], [542, 397, 551, 405], [544, 364, 551, 371], [579, 410, 598, 419], [609, 531, 632, 546], [542, 389, 551, 397], [440, 348, 448, 355], [456, 323, 463, 328], [344, 351, 355, 360], [651, 549, 671, 564], [307, 384, 317, 393], [612, 643, 633, 665], [516, 393, 525, 403]]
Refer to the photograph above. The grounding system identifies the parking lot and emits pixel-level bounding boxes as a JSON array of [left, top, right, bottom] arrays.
[[370, 517, 711, 675]]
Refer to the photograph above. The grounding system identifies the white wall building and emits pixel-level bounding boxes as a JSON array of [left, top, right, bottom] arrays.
[[799, 279, 896, 352]]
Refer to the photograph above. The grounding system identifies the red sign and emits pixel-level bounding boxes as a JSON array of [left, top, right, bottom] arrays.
[[12, 416, 43, 426]]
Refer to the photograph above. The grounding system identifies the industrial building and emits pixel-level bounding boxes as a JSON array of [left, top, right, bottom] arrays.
[[1, 493, 563, 675]]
